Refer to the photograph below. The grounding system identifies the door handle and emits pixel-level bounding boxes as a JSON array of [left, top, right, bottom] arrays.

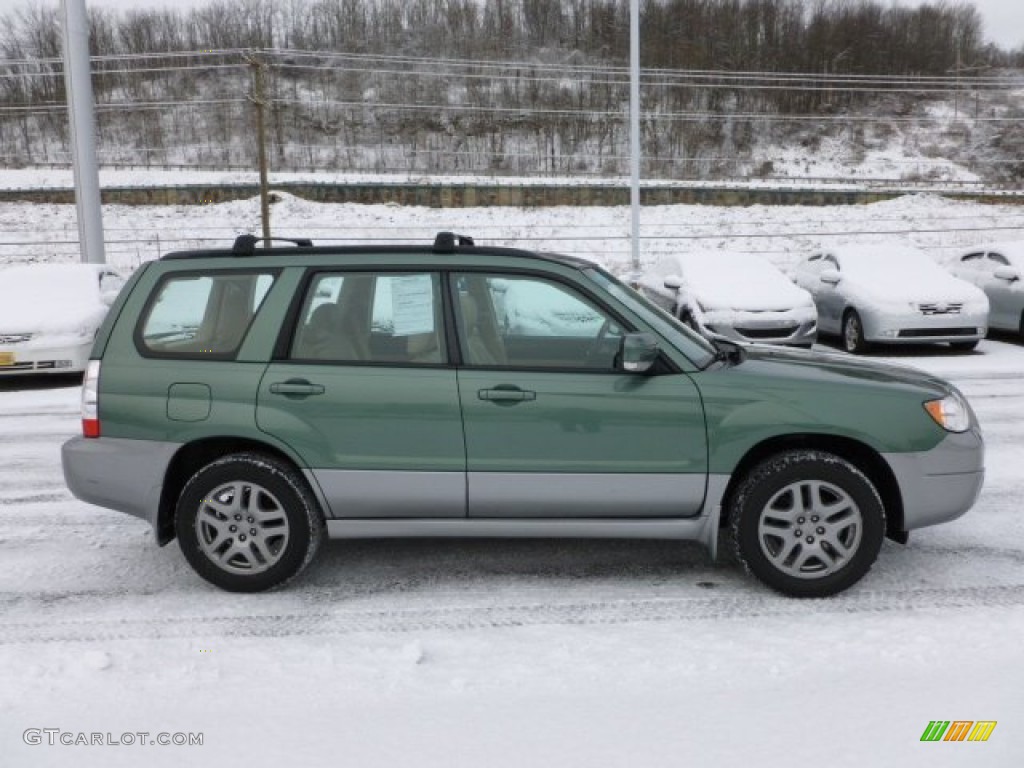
[[478, 387, 536, 403], [269, 379, 326, 397]]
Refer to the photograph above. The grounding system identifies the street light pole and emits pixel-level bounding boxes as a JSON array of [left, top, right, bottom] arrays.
[[60, 0, 105, 264], [629, 0, 641, 279]]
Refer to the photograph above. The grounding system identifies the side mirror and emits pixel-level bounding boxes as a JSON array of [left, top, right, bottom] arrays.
[[663, 275, 682, 290], [820, 269, 841, 285], [994, 265, 1020, 282], [100, 290, 119, 306], [620, 333, 660, 373]]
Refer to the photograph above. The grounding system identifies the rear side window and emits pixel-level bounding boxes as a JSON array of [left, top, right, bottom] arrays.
[[290, 271, 445, 365], [138, 271, 275, 358]]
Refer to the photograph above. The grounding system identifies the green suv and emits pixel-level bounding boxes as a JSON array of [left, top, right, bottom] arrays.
[[62, 233, 984, 596]]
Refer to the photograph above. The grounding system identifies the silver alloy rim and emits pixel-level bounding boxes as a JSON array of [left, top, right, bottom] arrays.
[[196, 481, 291, 575], [844, 315, 860, 351], [757, 480, 862, 579]]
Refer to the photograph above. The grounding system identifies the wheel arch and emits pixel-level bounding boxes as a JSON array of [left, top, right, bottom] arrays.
[[718, 433, 905, 542], [156, 436, 313, 546]]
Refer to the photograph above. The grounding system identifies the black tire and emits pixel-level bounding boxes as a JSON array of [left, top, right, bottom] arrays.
[[842, 309, 870, 354], [175, 452, 324, 592], [950, 340, 979, 352], [730, 450, 885, 597]]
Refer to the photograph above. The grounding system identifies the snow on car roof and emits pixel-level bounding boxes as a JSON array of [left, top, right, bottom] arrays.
[[0, 263, 107, 332], [827, 245, 940, 275], [826, 245, 983, 302], [662, 251, 810, 310]]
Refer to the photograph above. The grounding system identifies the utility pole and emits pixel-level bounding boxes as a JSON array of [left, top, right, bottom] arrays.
[[60, 0, 105, 264], [629, 0, 641, 281], [247, 52, 271, 241]]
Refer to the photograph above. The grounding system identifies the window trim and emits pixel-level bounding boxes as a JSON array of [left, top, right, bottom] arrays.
[[133, 268, 280, 361]]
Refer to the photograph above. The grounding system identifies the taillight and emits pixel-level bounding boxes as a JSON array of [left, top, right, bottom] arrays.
[[82, 360, 101, 438]]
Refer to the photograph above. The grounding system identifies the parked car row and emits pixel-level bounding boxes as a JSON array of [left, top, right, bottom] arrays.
[[639, 242, 1023, 354]]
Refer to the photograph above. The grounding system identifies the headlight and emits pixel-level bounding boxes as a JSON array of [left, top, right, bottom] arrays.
[[924, 393, 971, 433]]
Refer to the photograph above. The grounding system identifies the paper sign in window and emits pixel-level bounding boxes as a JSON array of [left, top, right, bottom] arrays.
[[391, 275, 435, 336]]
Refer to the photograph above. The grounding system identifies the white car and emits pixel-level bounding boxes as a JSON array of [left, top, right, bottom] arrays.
[[638, 251, 817, 347], [791, 246, 988, 354], [949, 242, 1024, 337], [0, 263, 125, 376]]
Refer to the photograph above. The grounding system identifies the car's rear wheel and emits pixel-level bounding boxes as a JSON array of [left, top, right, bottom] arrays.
[[730, 450, 885, 597], [842, 309, 869, 354], [175, 453, 324, 592]]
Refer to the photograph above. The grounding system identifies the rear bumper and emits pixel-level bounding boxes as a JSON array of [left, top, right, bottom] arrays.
[[62, 436, 180, 529], [882, 427, 985, 531]]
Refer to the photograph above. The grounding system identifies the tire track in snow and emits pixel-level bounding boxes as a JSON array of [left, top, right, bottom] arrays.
[[2, 583, 1023, 645]]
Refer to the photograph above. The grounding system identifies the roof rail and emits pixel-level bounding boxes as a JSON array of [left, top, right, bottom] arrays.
[[433, 232, 475, 253], [232, 235, 314, 256]]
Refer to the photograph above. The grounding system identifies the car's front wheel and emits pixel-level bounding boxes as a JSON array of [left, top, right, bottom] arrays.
[[842, 309, 869, 354], [175, 453, 324, 592], [730, 450, 885, 597]]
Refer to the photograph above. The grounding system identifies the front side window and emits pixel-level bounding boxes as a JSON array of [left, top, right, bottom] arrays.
[[290, 271, 445, 365], [139, 271, 275, 357], [453, 273, 623, 370]]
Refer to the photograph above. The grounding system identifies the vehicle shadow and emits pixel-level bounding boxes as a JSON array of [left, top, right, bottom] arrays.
[[301, 537, 734, 595], [815, 338, 981, 357], [0, 373, 83, 392]]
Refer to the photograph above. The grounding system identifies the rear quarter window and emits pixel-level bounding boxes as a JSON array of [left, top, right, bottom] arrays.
[[137, 271, 276, 358]]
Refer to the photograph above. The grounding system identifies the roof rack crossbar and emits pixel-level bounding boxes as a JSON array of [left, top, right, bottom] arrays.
[[433, 232, 475, 253], [232, 235, 314, 256]]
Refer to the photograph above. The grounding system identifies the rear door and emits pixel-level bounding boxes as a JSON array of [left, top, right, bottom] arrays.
[[256, 270, 466, 518], [451, 271, 707, 519]]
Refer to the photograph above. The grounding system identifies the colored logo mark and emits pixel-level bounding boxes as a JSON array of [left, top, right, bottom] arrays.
[[920, 721, 997, 742]]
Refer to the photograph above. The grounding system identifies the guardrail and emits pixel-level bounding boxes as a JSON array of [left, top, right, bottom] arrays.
[[1, 179, 1022, 208]]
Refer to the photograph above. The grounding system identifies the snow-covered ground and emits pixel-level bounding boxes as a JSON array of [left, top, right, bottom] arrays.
[[2, 192, 1023, 765]]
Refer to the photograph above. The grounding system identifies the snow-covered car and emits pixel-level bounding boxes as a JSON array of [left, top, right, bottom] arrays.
[[791, 246, 988, 354], [0, 264, 125, 376], [949, 242, 1024, 338], [637, 251, 817, 347]]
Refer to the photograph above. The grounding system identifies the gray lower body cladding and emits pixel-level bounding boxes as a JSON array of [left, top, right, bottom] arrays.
[[881, 428, 985, 531]]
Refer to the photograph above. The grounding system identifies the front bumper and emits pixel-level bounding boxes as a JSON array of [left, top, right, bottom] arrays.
[[0, 340, 91, 375], [882, 427, 984, 531], [861, 307, 987, 345], [62, 436, 181, 530], [701, 309, 818, 347]]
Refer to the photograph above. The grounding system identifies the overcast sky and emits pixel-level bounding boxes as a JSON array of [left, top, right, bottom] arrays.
[[2, 0, 1022, 49]]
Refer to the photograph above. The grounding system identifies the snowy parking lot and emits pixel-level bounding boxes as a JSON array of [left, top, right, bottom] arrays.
[[1, 336, 1022, 767]]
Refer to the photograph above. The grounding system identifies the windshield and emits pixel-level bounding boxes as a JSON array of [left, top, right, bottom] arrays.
[[583, 267, 717, 369]]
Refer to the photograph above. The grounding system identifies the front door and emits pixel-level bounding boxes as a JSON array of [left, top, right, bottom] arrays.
[[451, 272, 707, 518]]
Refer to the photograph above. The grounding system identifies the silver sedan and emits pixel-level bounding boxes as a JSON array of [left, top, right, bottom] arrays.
[[950, 242, 1024, 338], [791, 246, 989, 353]]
